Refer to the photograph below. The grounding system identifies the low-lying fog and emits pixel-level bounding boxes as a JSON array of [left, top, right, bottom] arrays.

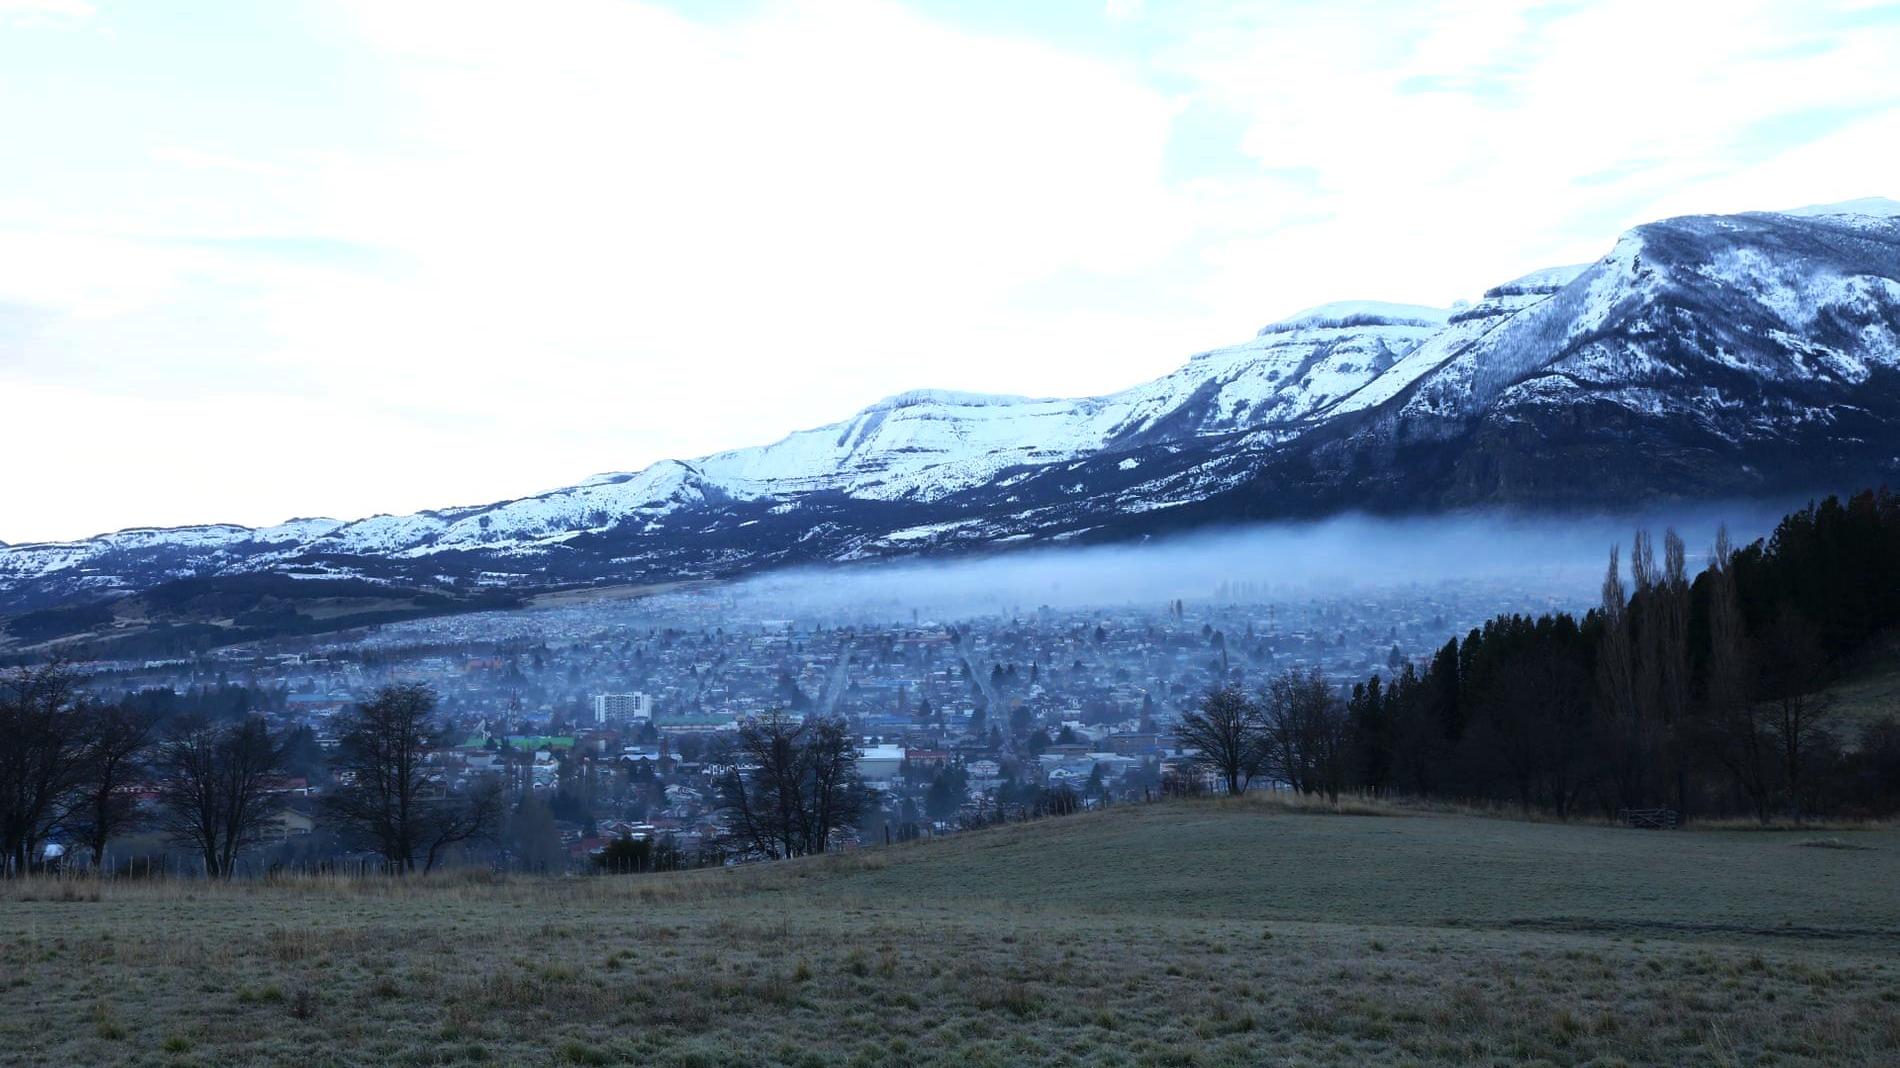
[[714, 500, 1796, 623], [344, 500, 1806, 650]]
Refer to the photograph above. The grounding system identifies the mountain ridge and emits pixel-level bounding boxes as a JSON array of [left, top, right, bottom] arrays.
[[5, 198, 1898, 630]]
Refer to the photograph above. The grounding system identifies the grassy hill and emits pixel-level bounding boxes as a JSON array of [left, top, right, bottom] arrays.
[[4, 799, 1898, 1066], [1827, 640, 1900, 731], [0, 573, 528, 662]]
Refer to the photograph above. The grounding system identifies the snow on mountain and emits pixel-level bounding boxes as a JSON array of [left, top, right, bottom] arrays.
[[1778, 197, 1900, 220], [255, 517, 348, 543], [929, 204, 1900, 535], [1259, 300, 1450, 332], [1325, 267, 1585, 419], [584, 304, 1450, 507], [0, 518, 345, 582], [687, 390, 1095, 501], [1477, 210, 1900, 415], [3, 199, 1897, 619], [0, 302, 1453, 597], [1102, 303, 1448, 438], [317, 460, 718, 557], [1329, 207, 1900, 437]]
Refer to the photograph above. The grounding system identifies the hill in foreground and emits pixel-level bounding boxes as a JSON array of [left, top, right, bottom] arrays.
[[5, 800, 1898, 1066]]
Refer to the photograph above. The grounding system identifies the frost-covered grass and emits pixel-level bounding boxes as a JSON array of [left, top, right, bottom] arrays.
[[5, 801, 1898, 1066], [1824, 649, 1900, 732]]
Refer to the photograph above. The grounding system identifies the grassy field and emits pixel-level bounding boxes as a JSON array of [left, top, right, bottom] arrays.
[[4, 798, 1899, 1067], [1827, 652, 1900, 731]]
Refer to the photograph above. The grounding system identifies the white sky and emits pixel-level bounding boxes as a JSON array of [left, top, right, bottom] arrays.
[[2, 0, 1897, 542]]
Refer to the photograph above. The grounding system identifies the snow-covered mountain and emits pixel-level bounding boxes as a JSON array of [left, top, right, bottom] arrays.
[[1303, 204, 1900, 508], [5, 199, 1899, 624]]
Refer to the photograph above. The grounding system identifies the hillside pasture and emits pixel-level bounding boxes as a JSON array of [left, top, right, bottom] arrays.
[[3, 799, 1897, 1066]]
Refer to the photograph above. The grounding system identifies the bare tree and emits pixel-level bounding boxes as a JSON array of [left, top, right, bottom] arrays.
[[1624, 529, 1695, 814], [1656, 529, 1693, 812], [0, 663, 92, 875], [1595, 545, 1645, 807], [714, 711, 866, 859], [1173, 686, 1263, 796], [800, 716, 865, 853], [503, 792, 565, 873], [1035, 783, 1082, 817], [323, 684, 503, 873], [154, 717, 286, 878], [715, 711, 800, 859], [1657, 531, 1692, 721], [70, 702, 158, 868], [1759, 608, 1836, 820], [1260, 669, 1350, 800], [1703, 527, 1774, 820]]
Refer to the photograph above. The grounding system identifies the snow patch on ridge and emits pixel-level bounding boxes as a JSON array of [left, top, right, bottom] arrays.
[[1258, 300, 1450, 335], [1777, 197, 1900, 220]]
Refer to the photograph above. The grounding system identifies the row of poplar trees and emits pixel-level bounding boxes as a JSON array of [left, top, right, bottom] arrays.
[[1335, 490, 1900, 821]]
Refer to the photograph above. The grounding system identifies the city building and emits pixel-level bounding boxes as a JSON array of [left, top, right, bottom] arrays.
[[593, 692, 653, 723], [855, 744, 906, 782]]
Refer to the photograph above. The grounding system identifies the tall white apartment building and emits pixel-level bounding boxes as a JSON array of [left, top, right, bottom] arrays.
[[593, 692, 653, 723]]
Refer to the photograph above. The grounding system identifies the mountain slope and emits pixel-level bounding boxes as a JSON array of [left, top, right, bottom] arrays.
[[5, 199, 1898, 629], [1314, 208, 1900, 508]]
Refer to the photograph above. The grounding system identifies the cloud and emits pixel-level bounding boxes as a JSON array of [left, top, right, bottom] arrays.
[[149, 145, 288, 177], [1151, 0, 1900, 317], [0, 0, 1894, 542], [0, 0, 93, 17], [245, 0, 1201, 487]]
